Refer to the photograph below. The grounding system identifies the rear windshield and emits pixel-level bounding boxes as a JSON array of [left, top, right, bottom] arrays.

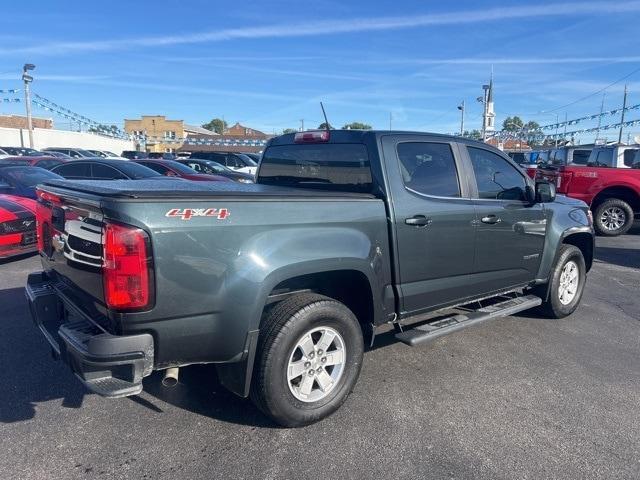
[[258, 143, 372, 193], [2, 167, 62, 186]]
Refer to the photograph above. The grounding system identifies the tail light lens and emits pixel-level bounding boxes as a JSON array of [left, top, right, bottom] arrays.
[[35, 202, 48, 253], [294, 130, 330, 143], [103, 222, 153, 310], [557, 171, 573, 192]]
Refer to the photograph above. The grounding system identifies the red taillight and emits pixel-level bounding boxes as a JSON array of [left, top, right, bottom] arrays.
[[103, 222, 152, 310], [35, 202, 47, 252], [294, 130, 330, 143]]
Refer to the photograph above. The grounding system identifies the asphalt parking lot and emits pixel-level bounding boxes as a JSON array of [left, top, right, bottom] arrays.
[[1, 229, 639, 480]]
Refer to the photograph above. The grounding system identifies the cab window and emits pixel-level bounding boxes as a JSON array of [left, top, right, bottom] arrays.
[[397, 142, 460, 197], [467, 147, 527, 201]]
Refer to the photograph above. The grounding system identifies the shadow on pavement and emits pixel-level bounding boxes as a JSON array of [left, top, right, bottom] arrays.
[[0, 287, 87, 423], [141, 366, 278, 428], [594, 245, 640, 269], [0, 251, 37, 266]]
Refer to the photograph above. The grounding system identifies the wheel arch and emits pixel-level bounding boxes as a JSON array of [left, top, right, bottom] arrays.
[[591, 186, 640, 212]]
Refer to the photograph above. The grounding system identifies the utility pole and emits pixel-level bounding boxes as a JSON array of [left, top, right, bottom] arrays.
[[594, 93, 606, 144], [299, 119, 304, 131], [389, 111, 392, 131], [554, 113, 559, 147], [618, 84, 628, 144], [22, 63, 35, 149], [562, 112, 567, 143], [457, 100, 465, 136]]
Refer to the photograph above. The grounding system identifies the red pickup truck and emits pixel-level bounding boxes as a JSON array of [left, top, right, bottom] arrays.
[[537, 151, 640, 236]]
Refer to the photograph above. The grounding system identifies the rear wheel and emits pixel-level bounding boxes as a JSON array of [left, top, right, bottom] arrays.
[[251, 293, 364, 427], [537, 244, 586, 318], [593, 198, 634, 236]]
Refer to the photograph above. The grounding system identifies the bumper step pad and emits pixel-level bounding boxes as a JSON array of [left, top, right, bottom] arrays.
[[395, 295, 542, 346]]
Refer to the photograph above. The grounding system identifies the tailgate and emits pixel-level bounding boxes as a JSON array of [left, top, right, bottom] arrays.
[[36, 187, 110, 326]]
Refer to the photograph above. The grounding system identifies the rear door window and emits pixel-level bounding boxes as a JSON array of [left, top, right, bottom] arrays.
[[91, 164, 126, 179], [138, 161, 169, 174], [259, 143, 372, 193], [53, 163, 91, 178], [623, 149, 638, 167], [396, 142, 460, 197], [590, 149, 614, 167]]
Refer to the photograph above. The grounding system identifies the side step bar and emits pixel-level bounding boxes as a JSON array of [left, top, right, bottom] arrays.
[[395, 295, 542, 347]]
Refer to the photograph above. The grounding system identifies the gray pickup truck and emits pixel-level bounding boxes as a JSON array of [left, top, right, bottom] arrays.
[[27, 130, 594, 426]]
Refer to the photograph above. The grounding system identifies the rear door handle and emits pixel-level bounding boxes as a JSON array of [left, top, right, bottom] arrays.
[[405, 215, 432, 227], [480, 214, 501, 224]]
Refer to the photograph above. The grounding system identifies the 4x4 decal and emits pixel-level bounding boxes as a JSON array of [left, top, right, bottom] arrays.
[[165, 208, 230, 220]]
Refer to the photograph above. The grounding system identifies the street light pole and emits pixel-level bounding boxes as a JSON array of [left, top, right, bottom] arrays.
[[457, 100, 465, 136], [22, 63, 35, 149]]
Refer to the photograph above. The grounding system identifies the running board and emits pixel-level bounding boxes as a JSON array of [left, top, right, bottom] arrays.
[[395, 295, 542, 347]]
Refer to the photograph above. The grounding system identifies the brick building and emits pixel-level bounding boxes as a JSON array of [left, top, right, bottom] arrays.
[[223, 122, 268, 139], [0, 114, 53, 129], [181, 122, 271, 154]]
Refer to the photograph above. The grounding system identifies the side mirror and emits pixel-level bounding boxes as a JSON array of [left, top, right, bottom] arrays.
[[535, 180, 556, 203]]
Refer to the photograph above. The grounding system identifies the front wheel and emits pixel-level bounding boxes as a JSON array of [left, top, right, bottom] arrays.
[[537, 244, 586, 318], [593, 198, 634, 236], [251, 293, 364, 427]]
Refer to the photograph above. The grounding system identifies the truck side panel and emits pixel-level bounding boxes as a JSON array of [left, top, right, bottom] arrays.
[[101, 197, 392, 368]]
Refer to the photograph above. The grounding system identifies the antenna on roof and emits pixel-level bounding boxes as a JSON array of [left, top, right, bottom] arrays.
[[320, 102, 330, 131]]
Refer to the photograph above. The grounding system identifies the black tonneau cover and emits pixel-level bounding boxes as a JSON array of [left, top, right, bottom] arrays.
[[39, 179, 376, 200]]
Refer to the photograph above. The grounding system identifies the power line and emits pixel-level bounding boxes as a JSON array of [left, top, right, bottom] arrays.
[[536, 64, 640, 114]]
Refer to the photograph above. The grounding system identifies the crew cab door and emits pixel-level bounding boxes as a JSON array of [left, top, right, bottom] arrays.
[[381, 136, 477, 315], [463, 145, 546, 291]]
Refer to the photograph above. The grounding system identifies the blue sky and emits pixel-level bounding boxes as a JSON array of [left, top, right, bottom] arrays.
[[1, 0, 640, 140]]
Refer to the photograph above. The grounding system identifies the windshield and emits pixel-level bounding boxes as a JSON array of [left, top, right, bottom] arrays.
[[5, 147, 40, 156], [116, 162, 161, 179], [236, 154, 258, 166], [2, 167, 62, 187]]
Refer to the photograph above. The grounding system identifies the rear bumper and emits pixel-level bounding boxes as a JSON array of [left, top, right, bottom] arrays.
[[25, 272, 154, 398]]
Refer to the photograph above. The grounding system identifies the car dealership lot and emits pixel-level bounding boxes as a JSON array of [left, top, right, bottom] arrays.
[[1, 230, 639, 480]]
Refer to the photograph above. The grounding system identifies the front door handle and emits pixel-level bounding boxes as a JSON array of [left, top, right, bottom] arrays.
[[405, 215, 432, 227], [481, 214, 501, 224]]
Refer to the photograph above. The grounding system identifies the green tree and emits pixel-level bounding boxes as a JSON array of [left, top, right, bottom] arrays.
[[523, 120, 545, 146], [202, 118, 228, 134], [463, 129, 483, 140], [318, 122, 333, 130], [282, 128, 297, 134], [342, 122, 372, 130], [502, 116, 524, 131]]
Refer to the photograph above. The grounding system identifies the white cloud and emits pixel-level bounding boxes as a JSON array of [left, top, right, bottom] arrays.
[[2, 1, 639, 55]]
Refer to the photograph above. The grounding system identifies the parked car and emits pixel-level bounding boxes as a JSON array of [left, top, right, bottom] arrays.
[[133, 159, 231, 182], [87, 149, 126, 160], [188, 151, 257, 175], [0, 148, 10, 159], [42, 147, 97, 159], [28, 130, 594, 426], [548, 145, 593, 166], [148, 152, 177, 160], [42, 151, 72, 159], [537, 156, 640, 236], [51, 158, 175, 180], [0, 155, 68, 169], [177, 158, 254, 183], [1, 147, 43, 156], [584, 144, 640, 168], [241, 152, 261, 163], [0, 165, 64, 199], [121, 150, 149, 160], [0, 194, 37, 259]]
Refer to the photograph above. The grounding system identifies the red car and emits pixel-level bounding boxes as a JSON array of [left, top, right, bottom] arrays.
[[133, 159, 231, 182], [0, 194, 37, 259], [1, 155, 68, 170]]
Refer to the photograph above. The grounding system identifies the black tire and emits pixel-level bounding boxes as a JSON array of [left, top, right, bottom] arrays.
[[537, 244, 586, 319], [593, 198, 634, 236], [250, 293, 364, 427]]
